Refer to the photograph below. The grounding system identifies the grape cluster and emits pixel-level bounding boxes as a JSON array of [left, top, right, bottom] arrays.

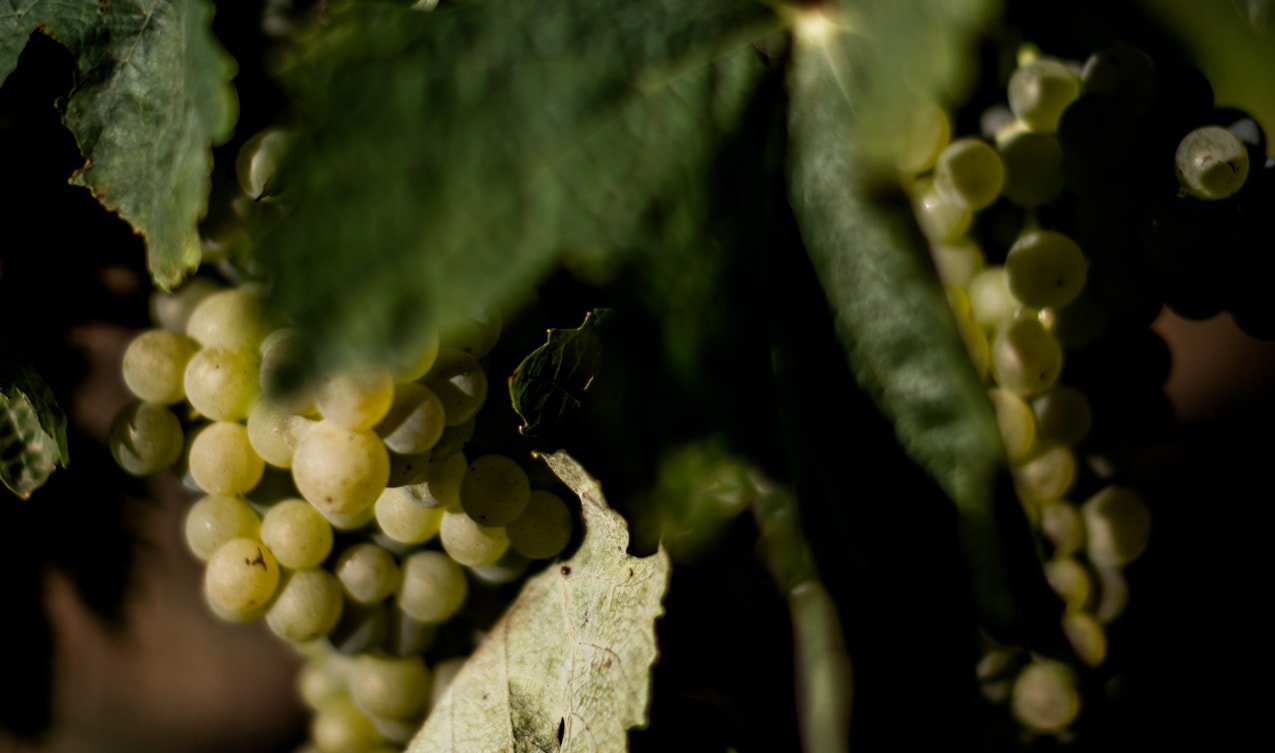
[[108, 274, 576, 753], [896, 41, 1260, 737]]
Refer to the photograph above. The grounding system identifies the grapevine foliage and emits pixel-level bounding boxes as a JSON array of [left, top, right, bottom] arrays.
[[0, 338, 67, 498]]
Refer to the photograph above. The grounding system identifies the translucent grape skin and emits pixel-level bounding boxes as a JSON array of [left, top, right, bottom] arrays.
[[184, 347, 261, 422], [121, 329, 198, 405], [933, 137, 1006, 210], [991, 317, 1063, 397], [291, 420, 391, 516], [266, 568, 345, 643], [184, 494, 261, 561], [1175, 125, 1250, 200], [261, 499, 335, 570], [1008, 58, 1080, 133], [203, 537, 282, 622], [187, 421, 266, 496], [109, 401, 184, 477], [1005, 230, 1088, 310], [459, 454, 531, 526]]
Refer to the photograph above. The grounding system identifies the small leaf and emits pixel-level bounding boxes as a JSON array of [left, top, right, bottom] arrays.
[[411, 451, 671, 753], [0, 342, 68, 499], [0, 0, 238, 289], [510, 309, 610, 438]]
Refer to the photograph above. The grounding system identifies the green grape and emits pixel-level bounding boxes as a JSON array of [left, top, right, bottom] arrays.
[[933, 137, 1005, 210], [328, 602, 392, 656], [374, 487, 443, 545], [929, 237, 986, 288], [1008, 58, 1080, 133], [184, 346, 261, 421], [1010, 660, 1081, 732], [349, 654, 431, 720], [1043, 556, 1092, 612], [375, 382, 447, 456], [968, 266, 1018, 330], [386, 449, 432, 488], [381, 607, 438, 658], [427, 417, 476, 461], [1039, 499, 1084, 558], [316, 364, 396, 431], [895, 100, 951, 175], [1175, 125, 1250, 200], [911, 177, 972, 243], [188, 421, 266, 496], [1082, 485, 1151, 566], [236, 127, 293, 200], [335, 543, 401, 605], [319, 504, 377, 532], [991, 316, 1063, 397], [1032, 385, 1093, 446], [443, 306, 503, 360], [203, 537, 282, 622], [439, 510, 510, 567], [1012, 444, 1076, 506], [397, 550, 467, 624], [422, 348, 489, 427], [1093, 563, 1129, 624], [151, 276, 223, 334], [506, 490, 574, 560], [184, 284, 268, 352], [460, 454, 531, 526], [109, 401, 184, 477], [298, 654, 352, 711], [259, 327, 317, 415], [266, 568, 345, 644], [1005, 230, 1088, 310], [247, 398, 298, 468], [310, 695, 385, 753], [291, 419, 391, 516], [261, 499, 335, 570], [997, 129, 1064, 207], [388, 328, 441, 384], [184, 494, 261, 562], [402, 451, 467, 510], [1062, 611, 1107, 668], [121, 329, 198, 405], [988, 387, 1038, 463]]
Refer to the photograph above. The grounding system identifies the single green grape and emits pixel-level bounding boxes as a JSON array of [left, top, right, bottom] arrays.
[[1005, 230, 1088, 310]]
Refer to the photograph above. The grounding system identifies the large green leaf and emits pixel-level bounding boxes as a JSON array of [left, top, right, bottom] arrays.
[[784, 1, 1043, 633], [258, 0, 781, 372], [0, 0, 237, 289], [411, 451, 671, 753], [0, 340, 68, 499]]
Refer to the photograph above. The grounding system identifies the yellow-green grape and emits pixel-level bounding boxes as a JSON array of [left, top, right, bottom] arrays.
[[397, 550, 467, 624], [247, 399, 298, 468], [1062, 611, 1107, 668], [203, 537, 281, 622], [422, 349, 489, 427], [298, 654, 352, 711], [316, 364, 396, 431], [1039, 500, 1085, 558], [310, 695, 385, 753], [291, 420, 391, 516], [184, 347, 261, 421], [954, 309, 991, 381], [1012, 445, 1076, 506], [933, 137, 1005, 210], [1093, 564, 1130, 624], [402, 451, 466, 510], [386, 449, 432, 488], [382, 608, 438, 658], [1082, 485, 1151, 566], [121, 329, 198, 404], [350, 654, 431, 720], [507, 490, 574, 560], [991, 317, 1063, 397], [460, 454, 531, 526], [261, 499, 335, 570], [267, 568, 345, 644], [1043, 557, 1092, 612], [968, 266, 1018, 330], [997, 129, 1064, 208], [1005, 230, 1088, 310], [425, 417, 475, 461], [374, 487, 443, 545], [188, 421, 266, 496], [929, 237, 986, 288], [184, 283, 268, 351], [1175, 125, 1250, 200], [1008, 58, 1080, 133], [328, 602, 392, 656], [335, 543, 401, 605], [911, 177, 972, 244], [236, 127, 293, 200], [439, 510, 510, 567], [184, 494, 261, 561], [1032, 385, 1093, 446], [467, 550, 532, 586], [1010, 660, 1081, 732], [319, 504, 377, 533], [895, 100, 951, 175], [375, 382, 447, 456], [151, 276, 222, 334], [388, 328, 441, 384], [988, 388, 1038, 463], [259, 328, 316, 415], [109, 401, 184, 476], [443, 307, 503, 360]]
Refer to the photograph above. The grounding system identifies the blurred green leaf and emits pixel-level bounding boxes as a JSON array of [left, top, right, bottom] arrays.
[[510, 309, 611, 438], [258, 0, 781, 372], [0, 0, 237, 289], [0, 341, 68, 499]]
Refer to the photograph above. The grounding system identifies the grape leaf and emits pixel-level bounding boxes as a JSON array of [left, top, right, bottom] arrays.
[[784, 2, 1046, 635], [0, 341, 68, 499], [510, 309, 610, 438], [0, 0, 237, 289], [410, 451, 671, 753], [258, 0, 781, 371]]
